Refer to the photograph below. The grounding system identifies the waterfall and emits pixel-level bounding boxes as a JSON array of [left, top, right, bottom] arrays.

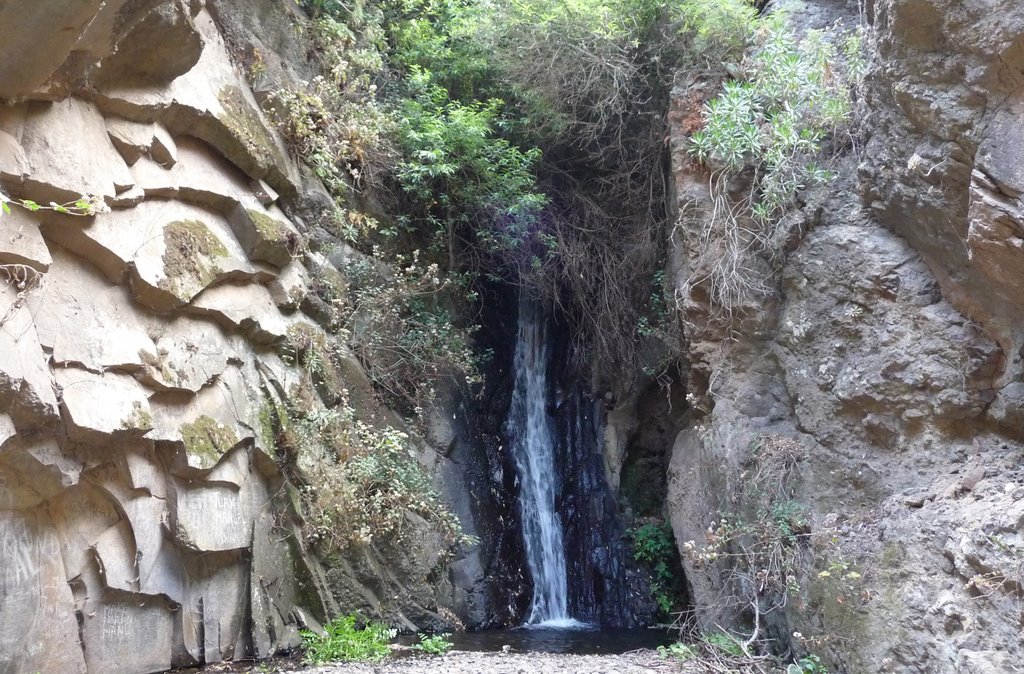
[[506, 299, 572, 625]]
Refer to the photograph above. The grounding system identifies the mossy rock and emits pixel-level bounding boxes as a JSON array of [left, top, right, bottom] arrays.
[[181, 415, 240, 468], [119, 400, 154, 433], [217, 85, 280, 170], [227, 205, 298, 267], [160, 219, 229, 301]]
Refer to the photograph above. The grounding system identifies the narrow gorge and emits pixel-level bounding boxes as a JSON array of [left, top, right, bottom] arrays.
[[1, 0, 1022, 673]]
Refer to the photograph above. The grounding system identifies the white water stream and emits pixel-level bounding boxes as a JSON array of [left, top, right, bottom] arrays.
[[506, 299, 576, 626]]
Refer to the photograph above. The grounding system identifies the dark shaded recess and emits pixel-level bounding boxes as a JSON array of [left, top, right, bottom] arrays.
[[447, 280, 531, 628], [547, 313, 657, 627], [620, 371, 688, 520], [619, 367, 694, 621]]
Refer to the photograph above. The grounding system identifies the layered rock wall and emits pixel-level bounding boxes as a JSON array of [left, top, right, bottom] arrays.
[[665, 0, 1024, 671], [0, 1, 466, 672]]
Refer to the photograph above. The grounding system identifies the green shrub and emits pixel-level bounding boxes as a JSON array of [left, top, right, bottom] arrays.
[[290, 401, 469, 551], [394, 69, 547, 263], [301, 614, 396, 663], [673, 0, 758, 65], [788, 654, 830, 674], [628, 522, 678, 617], [704, 631, 744, 657], [686, 19, 864, 319], [269, 16, 395, 195], [411, 632, 454, 655], [657, 641, 696, 661], [342, 249, 488, 404]]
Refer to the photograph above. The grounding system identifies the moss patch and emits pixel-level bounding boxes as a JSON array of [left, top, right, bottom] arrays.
[[247, 209, 290, 243], [181, 415, 239, 465], [218, 85, 279, 168], [160, 219, 229, 300], [120, 401, 153, 431]]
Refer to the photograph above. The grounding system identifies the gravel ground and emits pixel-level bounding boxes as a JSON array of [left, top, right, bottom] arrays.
[[193, 650, 695, 674]]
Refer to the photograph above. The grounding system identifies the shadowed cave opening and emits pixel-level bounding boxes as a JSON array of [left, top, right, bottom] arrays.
[[455, 281, 694, 642]]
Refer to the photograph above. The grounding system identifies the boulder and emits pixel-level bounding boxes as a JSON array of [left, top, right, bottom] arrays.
[[138, 315, 237, 393], [53, 367, 152, 442], [106, 118, 171, 166], [95, 10, 300, 197], [0, 207, 51, 272], [130, 155, 179, 197], [177, 549, 248, 662], [227, 203, 300, 267], [94, 0, 203, 87], [0, 0, 106, 98], [0, 510, 86, 674], [48, 483, 124, 581], [147, 364, 259, 471], [267, 259, 310, 310], [172, 137, 262, 211], [187, 282, 299, 344], [173, 482, 252, 551], [29, 247, 156, 372], [0, 282, 59, 428], [17, 99, 133, 204], [0, 128, 29, 186], [79, 597, 174, 674], [40, 201, 269, 311]]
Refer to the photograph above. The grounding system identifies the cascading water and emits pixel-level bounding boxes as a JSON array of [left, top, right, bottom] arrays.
[[506, 299, 573, 626]]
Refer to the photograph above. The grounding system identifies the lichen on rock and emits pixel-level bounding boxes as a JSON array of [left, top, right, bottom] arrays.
[[180, 414, 240, 468], [159, 218, 229, 300]]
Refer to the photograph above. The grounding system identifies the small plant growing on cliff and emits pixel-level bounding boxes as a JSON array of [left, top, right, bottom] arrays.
[[686, 20, 864, 321], [0, 191, 108, 218], [788, 654, 829, 674], [301, 614, 395, 663], [657, 641, 696, 661], [628, 521, 679, 617], [411, 632, 454, 655], [285, 395, 470, 552], [681, 434, 814, 645], [342, 249, 486, 405]]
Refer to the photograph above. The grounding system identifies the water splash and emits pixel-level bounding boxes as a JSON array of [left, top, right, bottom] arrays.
[[507, 299, 572, 625]]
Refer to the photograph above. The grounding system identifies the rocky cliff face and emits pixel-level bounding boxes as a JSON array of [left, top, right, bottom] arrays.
[[0, 2, 483, 672], [665, 0, 1024, 672]]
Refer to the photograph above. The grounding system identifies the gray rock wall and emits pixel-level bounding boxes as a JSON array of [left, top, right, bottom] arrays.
[[0, 1, 459, 672], [666, 1, 1024, 671]]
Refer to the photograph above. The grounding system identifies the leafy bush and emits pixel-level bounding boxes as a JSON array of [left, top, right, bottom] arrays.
[[289, 399, 469, 551], [686, 20, 864, 319], [788, 654, 830, 674], [394, 69, 547, 264], [673, 0, 758, 65], [628, 522, 678, 617], [657, 641, 697, 661], [269, 16, 395, 195], [342, 249, 487, 404], [411, 632, 454, 655], [301, 614, 396, 663], [704, 631, 745, 657], [0, 192, 108, 217]]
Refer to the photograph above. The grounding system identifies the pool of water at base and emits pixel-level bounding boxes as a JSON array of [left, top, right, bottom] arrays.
[[397, 624, 678, 655]]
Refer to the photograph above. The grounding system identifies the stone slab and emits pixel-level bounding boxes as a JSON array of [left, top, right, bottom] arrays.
[[29, 247, 156, 372], [95, 10, 300, 198], [0, 282, 59, 427], [0, 510, 87, 674], [19, 98, 133, 203], [0, 207, 51, 271], [41, 201, 267, 312], [54, 367, 152, 442]]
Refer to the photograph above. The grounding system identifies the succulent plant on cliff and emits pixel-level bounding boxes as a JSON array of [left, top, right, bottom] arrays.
[[687, 19, 865, 320]]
